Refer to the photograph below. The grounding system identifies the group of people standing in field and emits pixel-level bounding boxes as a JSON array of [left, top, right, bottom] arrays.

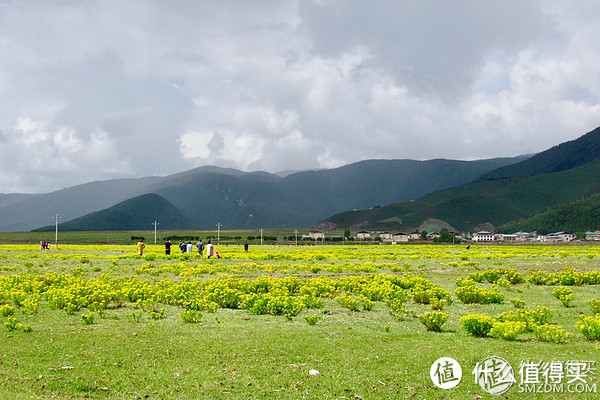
[[136, 237, 237, 258], [163, 238, 220, 258]]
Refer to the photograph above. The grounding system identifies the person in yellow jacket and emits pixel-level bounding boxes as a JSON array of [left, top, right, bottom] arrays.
[[137, 239, 145, 256]]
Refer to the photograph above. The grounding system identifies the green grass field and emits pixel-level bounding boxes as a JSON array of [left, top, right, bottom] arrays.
[[0, 243, 599, 399], [0, 228, 339, 245]]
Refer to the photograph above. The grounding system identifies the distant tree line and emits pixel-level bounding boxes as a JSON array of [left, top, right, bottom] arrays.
[[247, 236, 278, 241], [166, 235, 200, 241], [432, 229, 461, 244], [498, 193, 600, 234]]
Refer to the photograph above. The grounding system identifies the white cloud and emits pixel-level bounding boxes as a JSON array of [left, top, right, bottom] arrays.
[[0, 1, 599, 193]]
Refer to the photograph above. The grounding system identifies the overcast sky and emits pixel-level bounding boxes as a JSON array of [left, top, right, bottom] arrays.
[[1, 1, 599, 194]]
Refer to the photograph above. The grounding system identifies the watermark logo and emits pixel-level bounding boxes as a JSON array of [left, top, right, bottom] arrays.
[[473, 356, 516, 395], [518, 360, 596, 394], [430, 357, 462, 389]]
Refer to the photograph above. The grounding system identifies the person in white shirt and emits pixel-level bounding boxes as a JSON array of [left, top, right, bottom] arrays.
[[206, 240, 214, 258]]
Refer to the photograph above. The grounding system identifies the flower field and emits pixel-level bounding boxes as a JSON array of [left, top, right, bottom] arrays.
[[1, 243, 599, 399]]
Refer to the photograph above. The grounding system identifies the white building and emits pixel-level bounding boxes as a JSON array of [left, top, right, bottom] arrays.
[[409, 231, 422, 241], [545, 232, 575, 243], [501, 231, 537, 242], [302, 231, 325, 240], [380, 232, 393, 242], [392, 232, 410, 243], [356, 231, 371, 240], [585, 231, 600, 241], [472, 231, 496, 242]]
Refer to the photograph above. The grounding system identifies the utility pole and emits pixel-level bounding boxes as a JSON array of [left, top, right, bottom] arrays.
[[152, 221, 159, 246], [216, 222, 221, 245], [260, 228, 264, 246], [54, 214, 61, 249], [294, 229, 298, 246]]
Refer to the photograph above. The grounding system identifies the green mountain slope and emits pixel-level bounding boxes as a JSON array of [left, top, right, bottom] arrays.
[[497, 193, 600, 234], [323, 152, 600, 232], [0, 177, 163, 232], [32, 194, 193, 232], [14, 157, 524, 232], [154, 158, 532, 229], [479, 126, 600, 180]]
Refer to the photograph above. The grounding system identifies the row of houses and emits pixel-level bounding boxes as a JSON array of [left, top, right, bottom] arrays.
[[471, 231, 583, 243], [304, 229, 600, 243], [303, 230, 445, 243]]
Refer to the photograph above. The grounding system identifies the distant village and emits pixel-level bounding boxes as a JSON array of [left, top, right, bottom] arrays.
[[302, 230, 600, 244]]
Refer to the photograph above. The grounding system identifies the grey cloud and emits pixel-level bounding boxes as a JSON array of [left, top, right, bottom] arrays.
[[298, 0, 552, 101], [0, 1, 599, 193]]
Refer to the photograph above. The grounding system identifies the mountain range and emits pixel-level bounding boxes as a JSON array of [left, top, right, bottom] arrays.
[[322, 126, 600, 233], [10, 125, 600, 234], [2, 157, 526, 232]]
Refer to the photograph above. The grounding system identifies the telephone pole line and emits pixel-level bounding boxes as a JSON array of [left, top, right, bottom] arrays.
[[54, 214, 61, 249], [152, 221, 159, 245]]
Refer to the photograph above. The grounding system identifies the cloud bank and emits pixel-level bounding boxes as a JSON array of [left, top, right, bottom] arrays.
[[1, 1, 599, 193]]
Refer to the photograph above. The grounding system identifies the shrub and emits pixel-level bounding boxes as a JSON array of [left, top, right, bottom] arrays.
[[455, 277, 476, 287], [298, 294, 323, 309], [527, 306, 554, 326], [360, 296, 375, 311], [128, 310, 143, 322], [504, 269, 525, 284], [0, 304, 15, 317], [20, 297, 40, 314], [482, 269, 503, 283], [336, 294, 361, 311], [465, 273, 484, 283], [528, 270, 553, 285], [418, 311, 449, 332], [583, 270, 600, 285], [496, 278, 512, 290], [242, 292, 304, 319], [430, 297, 448, 311], [576, 314, 600, 341], [460, 314, 494, 337], [80, 312, 94, 325], [149, 308, 165, 320], [490, 321, 526, 341], [510, 298, 525, 308], [180, 310, 203, 323], [532, 324, 570, 344], [386, 297, 407, 321], [204, 287, 244, 309], [455, 284, 504, 304], [414, 285, 453, 307], [304, 315, 321, 325], [4, 318, 33, 333], [557, 267, 584, 286], [552, 287, 574, 307], [4, 317, 19, 331], [495, 306, 553, 332], [588, 298, 600, 315], [266, 295, 304, 319]]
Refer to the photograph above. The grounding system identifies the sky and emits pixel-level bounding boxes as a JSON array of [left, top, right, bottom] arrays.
[[1, 1, 600, 194]]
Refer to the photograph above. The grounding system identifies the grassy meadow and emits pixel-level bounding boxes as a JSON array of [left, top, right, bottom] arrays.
[[0, 228, 330, 245], [0, 243, 599, 399]]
